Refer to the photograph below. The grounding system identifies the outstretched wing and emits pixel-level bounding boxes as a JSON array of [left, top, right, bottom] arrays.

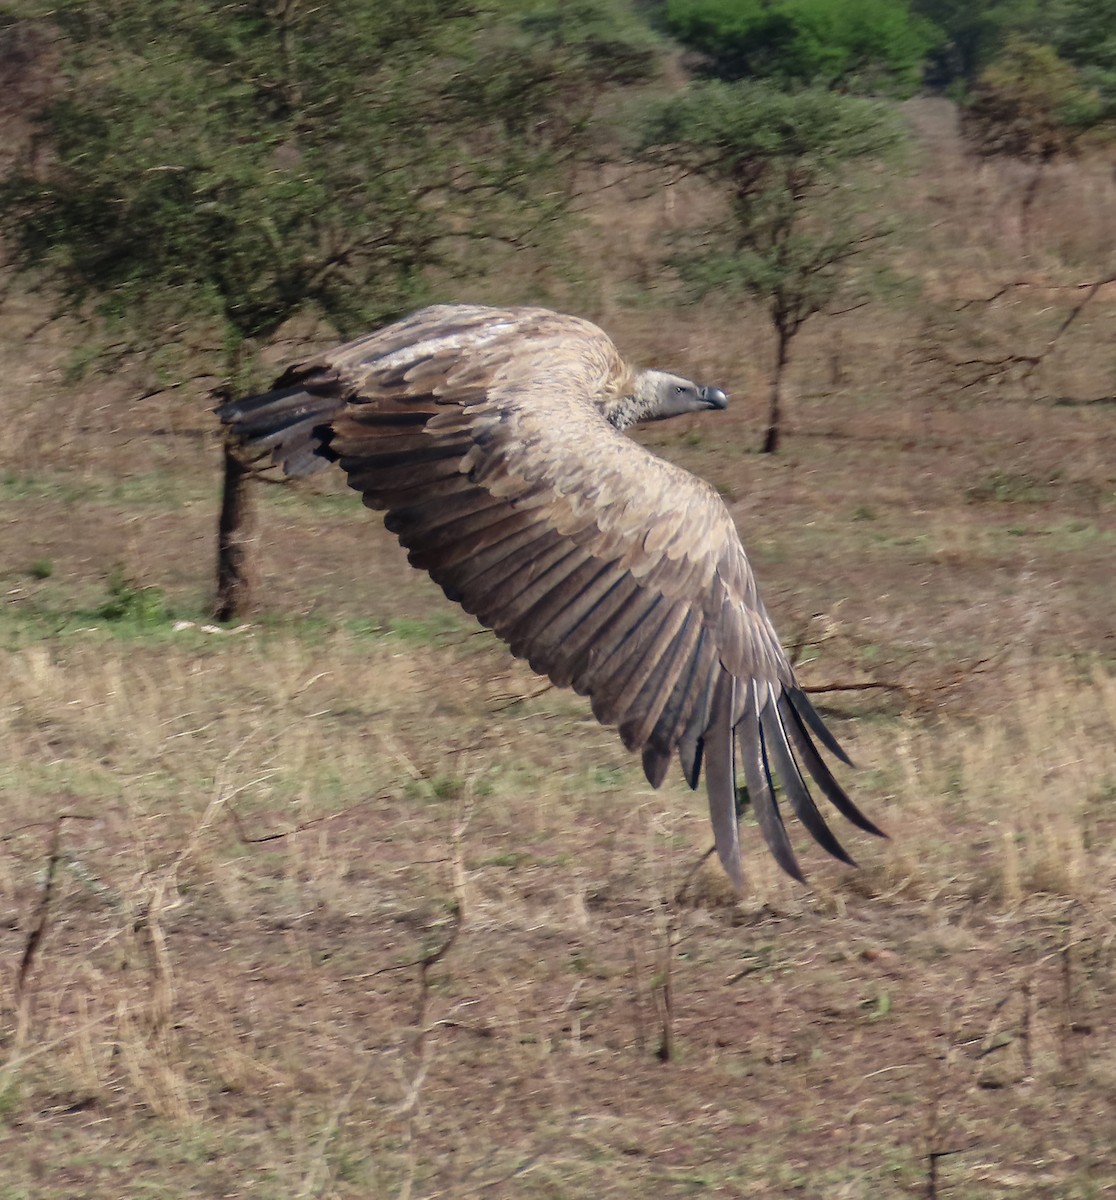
[[217, 304, 882, 889]]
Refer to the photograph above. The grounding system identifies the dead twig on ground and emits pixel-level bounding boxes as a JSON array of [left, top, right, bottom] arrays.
[[15, 816, 65, 1007], [226, 787, 396, 844], [653, 902, 679, 1063]]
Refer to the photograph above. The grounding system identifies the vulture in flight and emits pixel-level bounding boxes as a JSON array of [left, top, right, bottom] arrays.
[[216, 304, 883, 890]]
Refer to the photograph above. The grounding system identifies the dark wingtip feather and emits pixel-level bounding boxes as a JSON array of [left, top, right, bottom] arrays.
[[760, 704, 857, 868], [786, 685, 854, 767], [215, 385, 306, 423], [679, 733, 704, 790], [641, 743, 671, 789], [752, 789, 806, 883], [703, 675, 745, 892], [215, 386, 344, 479], [778, 694, 886, 839], [738, 693, 805, 884]]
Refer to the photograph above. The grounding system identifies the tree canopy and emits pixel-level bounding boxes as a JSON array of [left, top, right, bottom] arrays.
[[663, 0, 938, 95], [0, 0, 660, 618], [0, 0, 655, 383], [962, 35, 1106, 161], [640, 81, 904, 451]]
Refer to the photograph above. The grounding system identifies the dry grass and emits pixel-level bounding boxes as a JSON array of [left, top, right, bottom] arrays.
[[1, 477, 1114, 1198], [1, 97, 1115, 1198], [2, 627, 1113, 1196]]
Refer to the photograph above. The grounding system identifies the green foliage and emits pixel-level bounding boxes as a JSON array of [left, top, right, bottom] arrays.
[[664, 0, 938, 95], [642, 82, 903, 184], [640, 81, 903, 449], [641, 82, 903, 320], [0, 0, 655, 381], [962, 36, 1107, 159], [1050, 0, 1116, 123], [1055, 0, 1116, 74], [911, 0, 1045, 85], [96, 567, 169, 628], [914, 0, 1116, 100]]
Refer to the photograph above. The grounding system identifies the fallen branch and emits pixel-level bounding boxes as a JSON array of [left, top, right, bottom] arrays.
[[803, 680, 912, 697]]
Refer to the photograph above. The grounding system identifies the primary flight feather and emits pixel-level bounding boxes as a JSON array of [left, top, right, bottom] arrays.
[[216, 303, 883, 889]]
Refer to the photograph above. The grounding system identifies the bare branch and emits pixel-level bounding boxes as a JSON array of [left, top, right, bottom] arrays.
[[934, 271, 1116, 395], [802, 680, 913, 697]]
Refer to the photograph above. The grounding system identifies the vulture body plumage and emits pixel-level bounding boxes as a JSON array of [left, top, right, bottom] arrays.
[[216, 304, 883, 890]]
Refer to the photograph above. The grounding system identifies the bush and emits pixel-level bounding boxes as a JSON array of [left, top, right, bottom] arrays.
[[97, 569, 169, 629], [664, 0, 939, 96]]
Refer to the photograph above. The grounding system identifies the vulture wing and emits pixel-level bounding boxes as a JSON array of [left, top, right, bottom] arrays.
[[218, 304, 882, 890]]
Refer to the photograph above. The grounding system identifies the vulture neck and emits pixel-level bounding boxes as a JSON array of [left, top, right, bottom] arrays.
[[604, 391, 658, 431]]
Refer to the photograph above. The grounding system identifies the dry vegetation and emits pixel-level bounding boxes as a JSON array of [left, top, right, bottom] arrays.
[[1, 98, 1114, 1198]]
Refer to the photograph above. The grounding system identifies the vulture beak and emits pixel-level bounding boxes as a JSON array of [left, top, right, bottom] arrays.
[[699, 386, 729, 411]]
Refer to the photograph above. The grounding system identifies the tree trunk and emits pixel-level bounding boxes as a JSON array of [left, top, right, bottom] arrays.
[[1019, 160, 1046, 260], [761, 328, 790, 454], [213, 441, 257, 622]]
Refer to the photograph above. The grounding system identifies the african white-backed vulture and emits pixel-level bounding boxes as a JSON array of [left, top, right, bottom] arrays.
[[216, 304, 883, 890]]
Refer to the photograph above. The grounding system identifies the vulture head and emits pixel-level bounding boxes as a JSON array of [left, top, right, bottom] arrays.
[[612, 370, 728, 429]]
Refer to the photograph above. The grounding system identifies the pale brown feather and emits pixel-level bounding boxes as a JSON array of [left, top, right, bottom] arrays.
[[215, 303, 879, 890]]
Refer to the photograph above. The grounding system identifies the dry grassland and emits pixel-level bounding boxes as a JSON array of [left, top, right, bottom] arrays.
[[0, 98, 1114, 1197]]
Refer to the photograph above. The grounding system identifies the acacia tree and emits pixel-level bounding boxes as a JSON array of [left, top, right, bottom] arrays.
[[0, 0, 655, 617], [663, 0, 938, 95], [640, 82, 903, 452], [962, 37, 1105, 254]]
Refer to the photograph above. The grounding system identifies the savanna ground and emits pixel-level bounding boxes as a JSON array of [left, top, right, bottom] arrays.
[[0, 99, 1114, 1198]]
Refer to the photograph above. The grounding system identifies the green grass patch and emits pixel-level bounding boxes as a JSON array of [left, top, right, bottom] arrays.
[[965, 469, 1056, 504], [1, 470, 207, 508]]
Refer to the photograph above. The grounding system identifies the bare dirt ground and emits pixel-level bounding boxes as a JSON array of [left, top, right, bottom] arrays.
[[1, 99, 1114, 1198]]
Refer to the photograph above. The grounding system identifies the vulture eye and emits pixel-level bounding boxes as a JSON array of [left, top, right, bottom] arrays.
[[675, 386, 686, 394]]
